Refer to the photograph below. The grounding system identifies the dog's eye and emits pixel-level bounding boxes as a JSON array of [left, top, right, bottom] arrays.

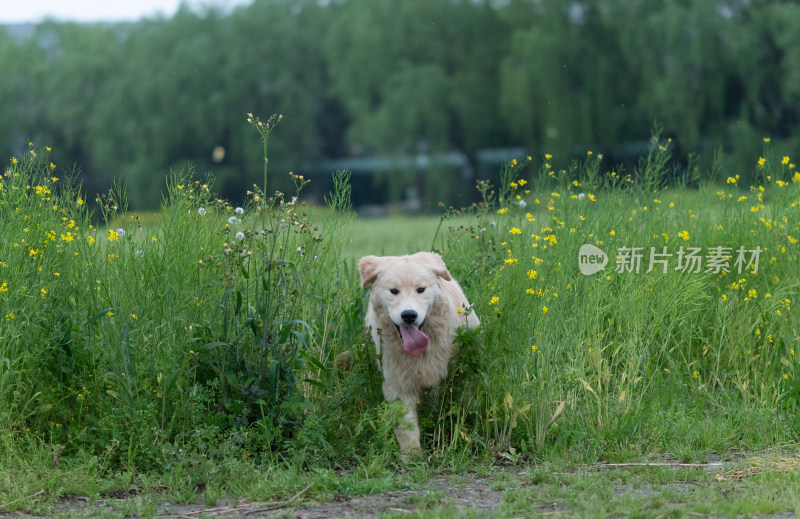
[[389, 288, 400, 295], [416, 287, 426, 294]]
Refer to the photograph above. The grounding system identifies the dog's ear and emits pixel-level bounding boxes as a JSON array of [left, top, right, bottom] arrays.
[[358, 255, 382, 289], [416, 252, 452, 281]]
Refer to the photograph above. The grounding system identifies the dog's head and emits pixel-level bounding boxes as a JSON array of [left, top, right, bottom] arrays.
[[358, 252, 451, 356]]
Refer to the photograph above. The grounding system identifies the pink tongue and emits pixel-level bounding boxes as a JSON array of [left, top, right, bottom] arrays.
[[399, 325, 428, 355]]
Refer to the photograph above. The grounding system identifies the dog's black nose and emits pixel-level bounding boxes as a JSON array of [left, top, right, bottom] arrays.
[[401, 310, 418, 324]]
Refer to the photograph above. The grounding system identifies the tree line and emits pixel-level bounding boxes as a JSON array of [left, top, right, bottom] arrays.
[[2, 0, 798, 208]]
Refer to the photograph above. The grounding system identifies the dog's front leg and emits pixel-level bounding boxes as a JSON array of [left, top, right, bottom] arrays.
[[395, 396, 421, 455]]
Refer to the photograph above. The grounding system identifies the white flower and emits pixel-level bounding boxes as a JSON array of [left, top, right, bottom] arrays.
[[117, 228, 125, 237], [578, 193, 586, 200], [290, 197, 297, 205], [518, 200, 527, 208], [235, 207, 244, 215], [296, 246, 304, 256], [224, 248, 232, 254], [235, 231, 245, 241], [228, 216, 241, 225], [198, 207, 207, 215]]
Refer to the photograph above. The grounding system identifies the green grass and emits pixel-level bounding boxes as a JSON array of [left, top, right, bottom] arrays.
[[2, 131, 800, 516]]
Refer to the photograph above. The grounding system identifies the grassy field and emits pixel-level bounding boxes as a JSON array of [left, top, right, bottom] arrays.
[[1, 134, 800, 516]]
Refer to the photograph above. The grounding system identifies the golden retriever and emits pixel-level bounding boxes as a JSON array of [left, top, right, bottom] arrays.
[[358, 252, 480, 454]]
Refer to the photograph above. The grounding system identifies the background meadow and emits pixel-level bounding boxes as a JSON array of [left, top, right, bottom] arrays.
[[2, 129, 799, 508]]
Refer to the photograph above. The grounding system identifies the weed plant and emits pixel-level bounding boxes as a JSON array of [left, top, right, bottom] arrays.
[[1, 125, 799, 496]]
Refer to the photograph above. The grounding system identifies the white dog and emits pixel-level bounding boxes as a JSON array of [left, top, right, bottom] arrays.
[[358, 252, 480, 454]]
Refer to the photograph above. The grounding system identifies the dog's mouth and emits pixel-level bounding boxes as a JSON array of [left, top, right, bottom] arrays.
[[396, 321, 428, 356]]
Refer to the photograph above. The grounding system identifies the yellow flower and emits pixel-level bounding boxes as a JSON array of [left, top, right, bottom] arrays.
[[609, 230, 615, 236], [0, 281, 7, 293], [531, 345, 538, 353], [526, 288, 536, 295], [782, 156, 790, 165], [527, 270, 537, 280], [107, 311, 114, 317], [763, 137, 771, 143], [757, 157, 766, 168], [542, 306, 549, 315], [489, 296, 499, 306], [504, 258, 518, 265], [497, 208, 508, 214], [545, 154, 552, 160], [108, 229, 119, 242], [678, 230, 690, 241], [130, 313, 138, 320], [509, 227, 522, 235]]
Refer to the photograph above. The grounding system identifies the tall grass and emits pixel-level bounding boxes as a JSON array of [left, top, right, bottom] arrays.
[[1, 129, 799, 479]]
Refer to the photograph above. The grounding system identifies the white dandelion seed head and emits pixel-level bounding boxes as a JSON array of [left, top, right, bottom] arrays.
[[518, 200, 527, 208], [228, 216, 241, 225], [116, 228, 124, 237], [578, 193, 586, 200], [198, 207, 207, 215], [235, 207, 244, 215], [235, 231, 245, 241]]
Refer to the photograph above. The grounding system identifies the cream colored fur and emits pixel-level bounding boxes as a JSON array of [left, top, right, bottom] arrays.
[[358, 252, 480, 454]]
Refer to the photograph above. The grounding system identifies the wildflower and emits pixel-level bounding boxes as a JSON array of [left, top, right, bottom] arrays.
[[782, 156, 790, 165], [527, 270, 537, 280], [509, 227, 522, 235], [489, 296, 499, 306], [542, 306, 549, 315], [107, 229, 119, 242], [587, 193, 596, 202], [235, 207, 244, 215], [518, 200, 527, 208], [678, 230, 690, 241], [198, 207, 207, 216], [578, 193, 586, 200], [0, 281, 7, 293], [497, 208, 508, 214], [228, 216, 241, 225], [531, 345, 538, 353], [545, 154, 552, 160], [526, 288, 536, 295], [609, 230, 615, 236], [235, 231, 245, 241], [757, 157, 766, 168], [504, 258, 518, 265], [107, 311, 114, 317], [763, 137, 771, 143]]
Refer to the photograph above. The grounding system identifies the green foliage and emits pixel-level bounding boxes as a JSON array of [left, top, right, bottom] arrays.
[[2, 124, 800, 513], [2, 1, 800, 209]]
